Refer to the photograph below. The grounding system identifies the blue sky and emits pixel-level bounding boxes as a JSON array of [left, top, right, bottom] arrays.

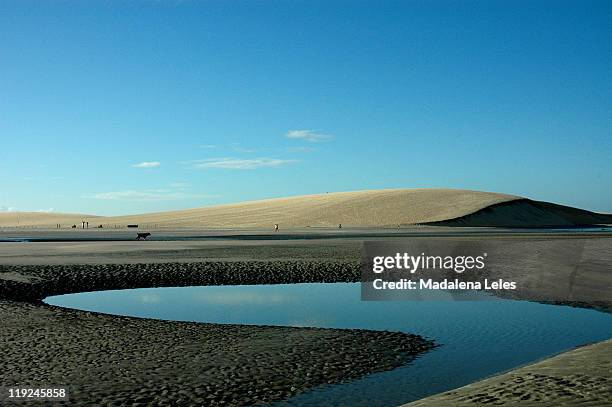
[[1, 0, 611, 215]]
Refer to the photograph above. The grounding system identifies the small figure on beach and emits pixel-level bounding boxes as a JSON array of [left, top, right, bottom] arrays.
[[274, 224, 279, 232], [71, 224, 76, 228], [136, 232, 151, 240], [338, 223, 342, 229]]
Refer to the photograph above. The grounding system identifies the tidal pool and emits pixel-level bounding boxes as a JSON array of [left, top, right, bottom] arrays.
[[45, 283, 612, 406]]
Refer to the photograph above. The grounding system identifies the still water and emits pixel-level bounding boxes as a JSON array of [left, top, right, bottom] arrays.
[[45, 283, 612, 406]]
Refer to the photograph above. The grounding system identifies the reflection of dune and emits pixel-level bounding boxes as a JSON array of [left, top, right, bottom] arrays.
[[193, 291, 293, 305], [139, 293, 162, 304], [1, 188, 610, 228], [289, 318, 332, 328]]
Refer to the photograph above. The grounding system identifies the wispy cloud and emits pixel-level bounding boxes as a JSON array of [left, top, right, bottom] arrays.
[[190, 157, 297, 170], [200, 143, 257, 153], [88, 189, 216, 202], [170, 182, 191, 188], [229, 143, 257, 153], [132, 161, 161, 168], [0, 206, 54, 212], [286, 146, 316, 153], [286, 129, 332, 142]]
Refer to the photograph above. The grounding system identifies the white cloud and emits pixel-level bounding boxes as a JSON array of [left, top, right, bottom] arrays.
[[36, 208, 54, 213], [200, 144, 218, 149], [0, 206, 17, 212], [286, 129, 331, 142], [88, 189, 216, 202], [132, 161, 161, 168], [191, 157, 297, 170]]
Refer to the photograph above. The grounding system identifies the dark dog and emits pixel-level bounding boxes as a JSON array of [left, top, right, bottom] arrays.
[[136, 232, 151, 240]]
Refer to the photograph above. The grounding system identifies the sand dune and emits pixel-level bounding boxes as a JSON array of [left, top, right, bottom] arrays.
[[0, 189, 609, 228], [0, 212, 101, 228], [105, 188, 517, 228], [428, 199, 612, 227]]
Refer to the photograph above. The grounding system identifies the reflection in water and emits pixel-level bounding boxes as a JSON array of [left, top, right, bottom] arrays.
[[45, 283, 612, 406]]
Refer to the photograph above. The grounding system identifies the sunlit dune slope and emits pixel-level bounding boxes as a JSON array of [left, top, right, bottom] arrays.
[[103, 189, 517, 228], [0, 212, 101, 228]]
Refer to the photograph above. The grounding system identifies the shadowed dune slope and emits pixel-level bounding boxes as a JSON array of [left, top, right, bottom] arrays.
[[1, 189, 609, 228], [426, 199, 612, 228]]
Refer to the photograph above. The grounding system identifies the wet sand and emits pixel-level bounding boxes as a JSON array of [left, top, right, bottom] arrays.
[[1, 229, 610, 405], [0, 258, 434, 405], [1, 299, 433, 405]]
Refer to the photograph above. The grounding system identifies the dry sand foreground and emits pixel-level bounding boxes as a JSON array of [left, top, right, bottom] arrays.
[[2, 188, 610, 229]]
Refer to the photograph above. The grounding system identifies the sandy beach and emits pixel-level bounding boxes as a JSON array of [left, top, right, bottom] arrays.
[[0, 229, 610, 405], [0, 240, 435, 405], [1, 298, 434, 405], [0, 264, 433, 405]]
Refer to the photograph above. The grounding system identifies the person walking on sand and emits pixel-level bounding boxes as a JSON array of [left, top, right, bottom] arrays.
[[274, 223, 279, 232]]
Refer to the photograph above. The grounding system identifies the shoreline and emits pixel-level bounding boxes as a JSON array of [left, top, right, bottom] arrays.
[[404, 339, 612, 406]]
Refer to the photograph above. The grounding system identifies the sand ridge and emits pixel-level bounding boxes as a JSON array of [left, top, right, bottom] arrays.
[[2, 188, 610, 229], [0, 188, 519, 228]]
